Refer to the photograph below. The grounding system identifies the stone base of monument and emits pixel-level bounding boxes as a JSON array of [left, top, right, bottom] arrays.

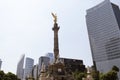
[[46, 62, 74, 80]]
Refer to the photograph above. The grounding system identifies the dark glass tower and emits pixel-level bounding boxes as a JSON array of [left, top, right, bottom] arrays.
[[86, 0, 120, 78]]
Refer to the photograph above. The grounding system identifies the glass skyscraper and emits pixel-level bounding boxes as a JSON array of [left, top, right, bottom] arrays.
[[38, 56, 50, 75], [0, 59, 2, 70], [24, 57, 34, 80], [16, 54, 25, 80], [46, 53, 54, 64], [86, 0, 120, 78]]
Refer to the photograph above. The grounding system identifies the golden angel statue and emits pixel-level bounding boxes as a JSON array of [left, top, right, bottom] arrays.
[[51, 13, 57, 23]]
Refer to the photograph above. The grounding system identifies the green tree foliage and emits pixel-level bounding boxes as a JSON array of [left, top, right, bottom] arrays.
[[112, 66, 119, 72], [100, 70, 117, 80], [73, 66, 119, 80], [0, 70, 20, 80], [0, 70, 5, 80], [91, 65, 100, 80], [73, 71, 86, 80], [91, 71, 99, 80], [100, 66, 119, 80]]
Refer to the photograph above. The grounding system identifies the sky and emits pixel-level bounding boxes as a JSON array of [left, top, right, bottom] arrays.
[[0, 0, 120, 74]]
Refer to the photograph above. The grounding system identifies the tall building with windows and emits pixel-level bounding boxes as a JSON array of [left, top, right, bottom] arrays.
[[16, 54, 25, 80], [32, 64, 38, 80], [86, 0, 120, 78], [60, 58, 85, 72], [23, 57, 34, 80], [46, 53, 54, 64], [0, 59, 2, 70], [38, 56, 50, 76]]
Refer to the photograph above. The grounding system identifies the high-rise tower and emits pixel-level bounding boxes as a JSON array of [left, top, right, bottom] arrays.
[[0, 59, 2, 70], [86, 0, 120, 78], [46, 53, 54, 64], [38, 56, 50, 75], [23, 57, 34, 80], [16, 54, 25, 80]]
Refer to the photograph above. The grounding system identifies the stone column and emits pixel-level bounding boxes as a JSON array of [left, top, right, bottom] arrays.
[[52, 23, 60, 63]]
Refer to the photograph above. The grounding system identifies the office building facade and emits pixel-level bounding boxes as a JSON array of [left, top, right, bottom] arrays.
[[60, 58, 85, 72], [16, 54, 25, 80], [86, 0, 120, 78], [32, 64, 38, 80], [0, 59, 2, 70], [46, 53, 54, 64], [24, 57, 34, 80], [38, 56, 50, 75]]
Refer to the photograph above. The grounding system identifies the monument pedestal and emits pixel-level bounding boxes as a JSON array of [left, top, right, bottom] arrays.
[[47, 62, 66, 80], [39, 72, 46, 80]]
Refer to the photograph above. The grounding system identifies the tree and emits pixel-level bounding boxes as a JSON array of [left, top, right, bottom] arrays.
[[0, 70, 20, 80], [98, 66, 119, 80], [91, 65, 100, 80], [5, 72, 20, 80], [112, 66, 119, 72], [100, 70, 118, 80], [73, 71, 86, 80], [91, 71, 99, 80], [0, 70, 5, 80]]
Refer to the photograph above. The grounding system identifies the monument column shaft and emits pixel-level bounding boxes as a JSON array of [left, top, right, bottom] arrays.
[[54, 31, 59, 49], [52, 23, 59, 63]]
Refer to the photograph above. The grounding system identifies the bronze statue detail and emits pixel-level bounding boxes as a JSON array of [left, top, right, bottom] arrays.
[[51, 13, 57, 23]]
